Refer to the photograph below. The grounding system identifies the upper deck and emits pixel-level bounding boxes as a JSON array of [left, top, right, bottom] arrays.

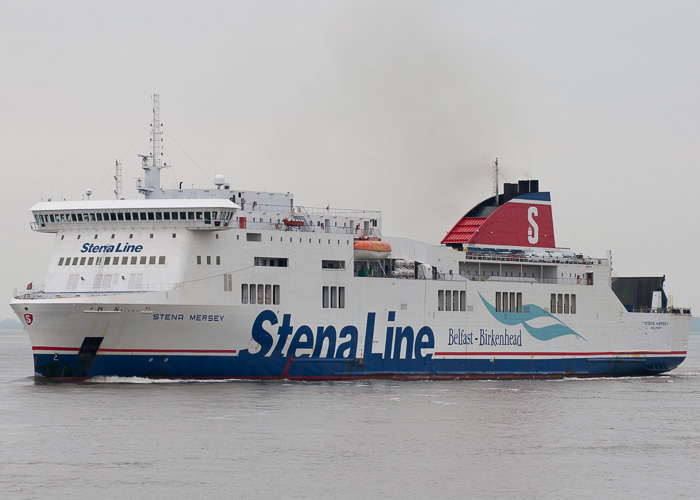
[[30, 199, 239, 232]]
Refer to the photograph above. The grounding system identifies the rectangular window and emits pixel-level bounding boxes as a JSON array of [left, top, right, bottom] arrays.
[[72, 257, 79, 265], [323, 286, 330, 308], [149, 256, 156, 265], [117, 213, 124, 221], [509, 292, 515, 313], [171, 212, 178, 220], [495, 292, 502, 312], [330, 287, 337, 308], [339, 287, 345, 309], [156, 212, 162, 220], [113, 257, 119, 266], [254, 257, 288, 267], [322, 260, 345, 269], [273, 285, 280, 305], [159, 256, 166, 264], [438, 290, 444, 311], [503, 292, 509, 313], [571, 294, 577, 314], [241, 284, 248, 303], [180, 212, 187, 220], [197, 256, 202, 265], [551, 294, 556, 313], [564, 294, 570, 314], [140, 256, 147, 265], [265, 284, 271, 305], [125, 213, 131, 221], [109, 213, 116, 221], [188, 212, 195, 220], [147, 212, 154, 221], [216, 256, 220, 265], [140, 212, 147, 220], [122, 256, 129, 265], [517, 292, 522, 313], [557, 294, 563, 314], [257, 285, 264, 305], [452, 291, 459, 312], [445, 290, 452, 311], [207, 256, 211, 265], [249, 284, 256, 304], [103, 256, 110, 265], [460, 291, 466, 312]]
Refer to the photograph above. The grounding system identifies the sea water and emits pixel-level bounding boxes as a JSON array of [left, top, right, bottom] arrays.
[[1, 329, 698, 499]]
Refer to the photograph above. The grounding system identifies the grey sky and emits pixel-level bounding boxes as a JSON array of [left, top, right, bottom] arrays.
[[1, 0, 699, 316]]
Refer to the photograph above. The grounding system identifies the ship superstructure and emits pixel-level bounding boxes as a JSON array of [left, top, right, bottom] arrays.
[[10, 96, 691, 380]]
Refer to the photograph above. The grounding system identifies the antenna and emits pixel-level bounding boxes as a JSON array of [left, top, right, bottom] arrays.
[[137, 93, 168, 199], [152, 93, 163, 168], [493, 157, 499, 205], [114, 159, 122, 199]]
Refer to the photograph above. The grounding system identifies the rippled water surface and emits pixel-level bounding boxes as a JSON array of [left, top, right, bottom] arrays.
[[1, 329, 699, 499]]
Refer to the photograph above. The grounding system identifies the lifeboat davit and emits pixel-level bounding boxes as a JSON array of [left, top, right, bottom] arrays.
[[354, 240, 392, 261]]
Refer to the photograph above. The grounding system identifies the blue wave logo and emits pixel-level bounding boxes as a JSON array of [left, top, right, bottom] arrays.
[[478, 293, 586, 342]]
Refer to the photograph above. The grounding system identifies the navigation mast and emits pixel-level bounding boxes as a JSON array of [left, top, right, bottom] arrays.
[[137, 93, 168, 199]]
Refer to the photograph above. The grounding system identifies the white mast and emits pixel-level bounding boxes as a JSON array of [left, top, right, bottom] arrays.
[[114, 159, 122, 200], [137, 93, 167, 199]]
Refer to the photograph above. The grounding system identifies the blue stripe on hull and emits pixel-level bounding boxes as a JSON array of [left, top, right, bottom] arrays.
[[32, 353, 686, 381]]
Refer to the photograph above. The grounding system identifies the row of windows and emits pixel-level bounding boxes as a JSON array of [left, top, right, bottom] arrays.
[[495, 292, 523, 313], [197, 256, 221, 265], [241, 284, 281, 305], [254, 257, 289, 267], [59, 255, 166, 266], [37, 210, 233, 225], [239, 233, 350, 246], [551, 293, 577, 314], [322, 286, 346, 308], [438, 289, 467, 312]]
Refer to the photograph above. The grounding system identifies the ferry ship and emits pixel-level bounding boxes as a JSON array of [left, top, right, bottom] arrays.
[[10, 96, 692, 381]]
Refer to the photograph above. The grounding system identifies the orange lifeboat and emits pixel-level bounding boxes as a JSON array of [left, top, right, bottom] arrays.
[[283, 217, 305, 227], [354, 240, 392, 261]]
